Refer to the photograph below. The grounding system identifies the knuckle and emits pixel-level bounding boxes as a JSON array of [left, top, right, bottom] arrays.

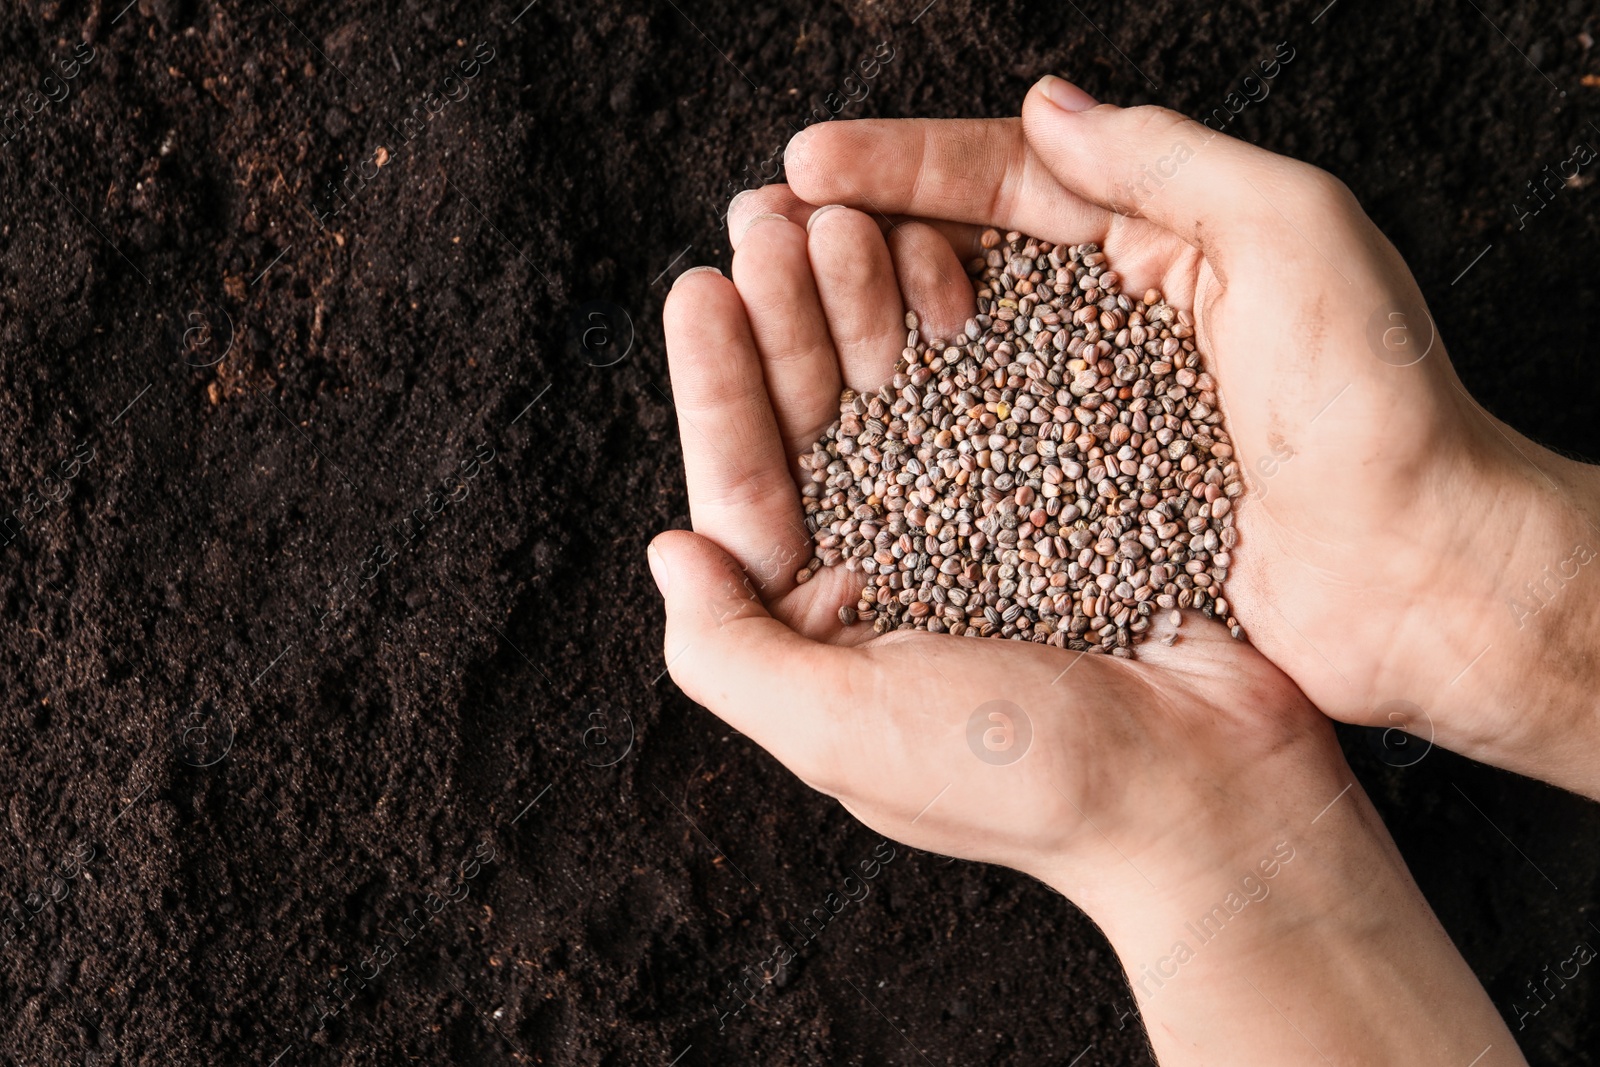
[[987, 132, 1031, 229], [1126, 103, 1195, 141], [696, 469, 782, 517], [1286, 163, 1355, 212], [681, 361, 755, 411], [1102, 106, 1204, 216]]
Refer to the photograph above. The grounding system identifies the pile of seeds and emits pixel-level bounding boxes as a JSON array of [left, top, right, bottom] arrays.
[[795, 229, 1242, 657]]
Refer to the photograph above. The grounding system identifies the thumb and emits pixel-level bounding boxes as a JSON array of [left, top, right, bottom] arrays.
[[648, 530, 849, 787], [1021, 75, 1334, 254]]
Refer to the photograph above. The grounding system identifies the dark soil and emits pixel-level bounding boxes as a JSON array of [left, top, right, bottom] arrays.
[[0, 0, 1597, 1063]]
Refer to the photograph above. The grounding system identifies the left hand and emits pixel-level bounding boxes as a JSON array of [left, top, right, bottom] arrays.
[[652, 207, 1346, 908]]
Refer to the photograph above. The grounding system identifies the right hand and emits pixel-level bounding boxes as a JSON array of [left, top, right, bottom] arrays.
[[734, 76, 1600, 798]]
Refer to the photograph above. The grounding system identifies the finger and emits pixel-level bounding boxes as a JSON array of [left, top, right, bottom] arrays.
[[727, 185, 985, 266], [918, 219, 986, 262], [650, 530, 853, 790], [664, 268, 812, 590], [786, 116, 1114, 246], [806, 205, 906, 393], [727, 185, 824, 250], [1020, 76, 1321, 253], [732, 215, 842, 459], [887, 221, 975, 346]]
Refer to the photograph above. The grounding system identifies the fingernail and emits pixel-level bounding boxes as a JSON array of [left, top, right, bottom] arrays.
[[805, 203, 845, 233], [648, 541, 670, 595], [673, 265, 722, 286], [739, 212, 789, 243], [1037, 75, 1099, 113], [786, 123, 818, 153]]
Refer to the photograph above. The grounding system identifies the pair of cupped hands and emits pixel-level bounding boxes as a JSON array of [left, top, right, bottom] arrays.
[[649, 75, 1598, 1061]]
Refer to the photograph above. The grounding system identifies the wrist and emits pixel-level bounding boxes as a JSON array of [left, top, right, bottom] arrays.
[[1063, 784, 1524, 1066], [1431, 430, 1600, 797], [1509, 448, 1600, 795], [1035, 713, 1364, 958], [1075, 785, 1391, 994]]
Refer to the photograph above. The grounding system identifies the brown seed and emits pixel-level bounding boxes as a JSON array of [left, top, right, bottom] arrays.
[[795, 234, 1242, 658]]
